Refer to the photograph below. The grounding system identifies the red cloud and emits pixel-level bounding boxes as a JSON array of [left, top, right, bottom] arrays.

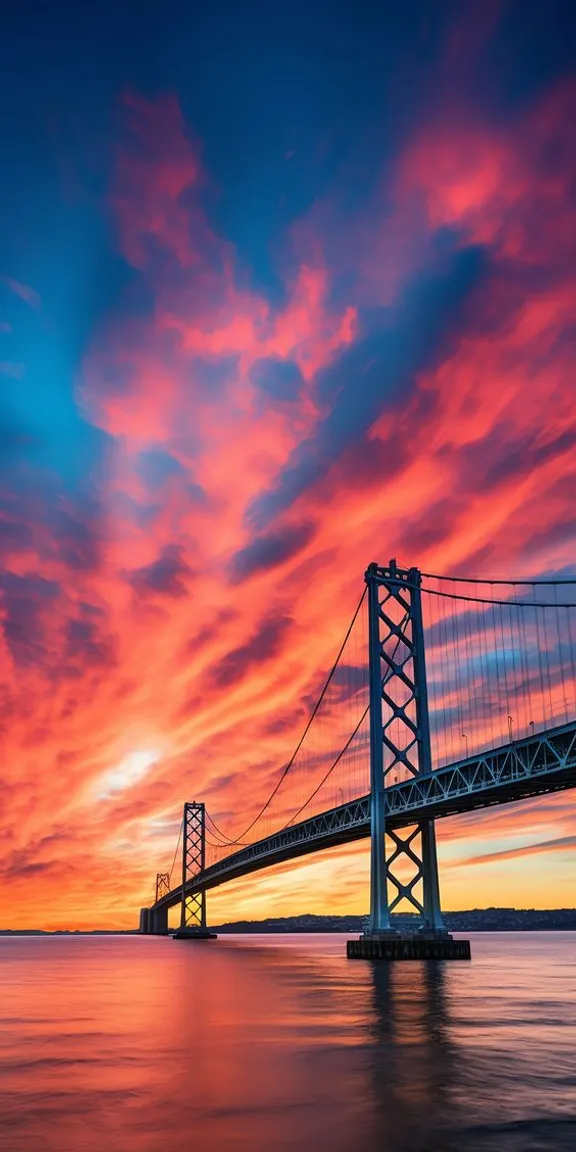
[[111, 92, 203, 268]]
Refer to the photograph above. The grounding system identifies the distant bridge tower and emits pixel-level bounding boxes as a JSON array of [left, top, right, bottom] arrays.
[[364, 560, 447, 942], [155, 872, 171, 903], [143, 873, 170, 935]]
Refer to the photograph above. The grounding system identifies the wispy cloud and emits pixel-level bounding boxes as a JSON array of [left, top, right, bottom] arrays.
[[1, 276, 41, 311], [461, 835, 576, 867]]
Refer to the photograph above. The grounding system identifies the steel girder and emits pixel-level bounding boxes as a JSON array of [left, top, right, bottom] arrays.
[[151, 719, 576, 913], [203, 797, 370, 883], [386, 720, 576, 820]]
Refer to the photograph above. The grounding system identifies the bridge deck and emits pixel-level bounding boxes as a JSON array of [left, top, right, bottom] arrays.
[[152, 721, 576, 912]]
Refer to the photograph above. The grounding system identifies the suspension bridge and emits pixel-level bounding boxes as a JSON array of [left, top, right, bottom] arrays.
[[140, 561, 576, 959]]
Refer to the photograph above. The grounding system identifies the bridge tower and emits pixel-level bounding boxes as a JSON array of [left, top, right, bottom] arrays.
[[144, 872, 170, 934], [350, 560, 470, 958], [172, 801, 217, 940], [155, 872, 170, 903]]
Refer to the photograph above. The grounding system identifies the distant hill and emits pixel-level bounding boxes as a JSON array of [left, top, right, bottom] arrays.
[[210, 909, 576, 933], [1, 909, 575, 934]]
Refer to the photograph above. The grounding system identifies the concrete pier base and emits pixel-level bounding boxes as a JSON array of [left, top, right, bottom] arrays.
[[347, 935, 471, 960], [171, 928, 218, 940], [150, 905, 169, 935]]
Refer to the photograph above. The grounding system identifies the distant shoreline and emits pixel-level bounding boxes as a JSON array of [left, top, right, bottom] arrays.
[[2, 908, 576, 935]]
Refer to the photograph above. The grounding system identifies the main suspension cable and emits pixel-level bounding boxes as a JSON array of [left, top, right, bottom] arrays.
[[423, 571, 576, 586], [422, 587, 576, 609], [168, 816, 183, 885], [266, 617, 407, 837], [206, 585, 368, 847], [285, 704, 370, 828], [205, 812, 248, 848]]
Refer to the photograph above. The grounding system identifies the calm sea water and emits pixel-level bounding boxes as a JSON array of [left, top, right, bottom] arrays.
[[0, 932, 575, 1151]]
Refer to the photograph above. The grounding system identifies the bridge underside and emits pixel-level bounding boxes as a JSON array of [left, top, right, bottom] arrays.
[[150, 720, 576, 918]]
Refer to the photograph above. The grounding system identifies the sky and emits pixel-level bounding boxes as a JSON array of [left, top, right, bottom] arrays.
[[1, 0, 575, 929]]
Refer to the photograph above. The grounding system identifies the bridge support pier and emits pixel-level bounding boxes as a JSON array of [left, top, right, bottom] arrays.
[[139, 905, 169, 934], [421, 819, 445, 933], [356, 561, 470, 960], [150, 904, 169, 935]]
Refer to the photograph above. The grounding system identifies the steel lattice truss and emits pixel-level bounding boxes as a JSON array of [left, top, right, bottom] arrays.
[[150, 720, 576, 912], [369, 562, 436, 920], [386, 828, 425, 915], [385, 721, 576, 819], [182, 802, 207, 929], [155, 872, 170, 902], [376, 570, 422, 782], [202, 797, 371, 884]]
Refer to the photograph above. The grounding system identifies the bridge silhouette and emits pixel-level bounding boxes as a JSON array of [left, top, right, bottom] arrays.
[[140, 561, 576, 957]]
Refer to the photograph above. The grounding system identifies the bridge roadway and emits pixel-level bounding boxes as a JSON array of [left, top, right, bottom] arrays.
[[152, 720, 576, 914]]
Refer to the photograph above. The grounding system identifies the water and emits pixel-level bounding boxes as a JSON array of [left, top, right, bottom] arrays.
[[0, 933, 575, 1152]]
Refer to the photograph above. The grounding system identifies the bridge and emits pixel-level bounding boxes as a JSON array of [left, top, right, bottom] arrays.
[[140, 561, 576, 958]]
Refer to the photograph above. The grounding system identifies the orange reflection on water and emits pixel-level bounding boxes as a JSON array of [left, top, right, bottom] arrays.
[[1, 933, 575, 1152]]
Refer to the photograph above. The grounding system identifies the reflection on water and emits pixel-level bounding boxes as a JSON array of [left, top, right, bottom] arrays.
[[366, 962, 456, 1149], [0, 933, 575, 1151]]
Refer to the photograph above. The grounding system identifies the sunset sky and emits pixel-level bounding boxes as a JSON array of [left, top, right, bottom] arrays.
[[1, 1, 575, 929]]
